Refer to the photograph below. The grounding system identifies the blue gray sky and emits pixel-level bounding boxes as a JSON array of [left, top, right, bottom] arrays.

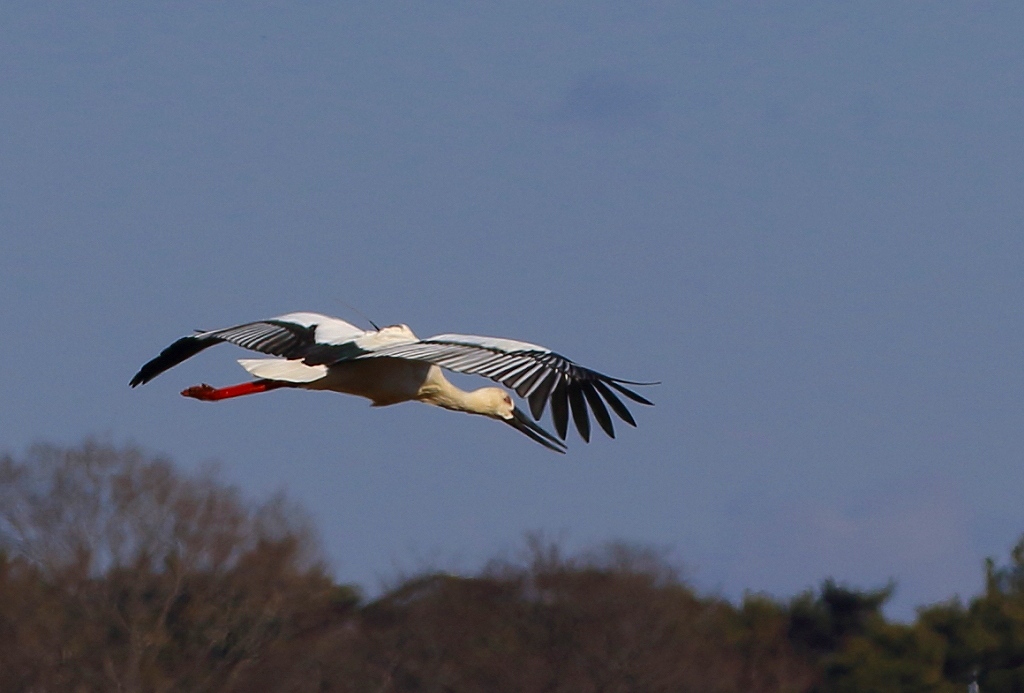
[[3, 3, 1023, 619]]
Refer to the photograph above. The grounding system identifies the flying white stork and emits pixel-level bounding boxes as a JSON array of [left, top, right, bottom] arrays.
[[130, 312, 655, 452]]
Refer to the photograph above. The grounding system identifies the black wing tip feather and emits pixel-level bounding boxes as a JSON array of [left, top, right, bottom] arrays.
[[581, 383, 615, 439], [567, 382, 591, 443], [607, 377, 661, 387], [517, 363, 656, 438], [522, 370, 656, 443], [129, 335, 216, 388], [607, 379, 656, 406], [549, 377, 570, 440]]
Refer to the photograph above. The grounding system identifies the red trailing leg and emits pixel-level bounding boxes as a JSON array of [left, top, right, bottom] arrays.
[[181, 379, 287, 401]]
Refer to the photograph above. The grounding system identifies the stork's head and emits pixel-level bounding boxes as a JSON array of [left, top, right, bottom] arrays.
[[474, 387, 566, 453], [473, 387, 515, 419]]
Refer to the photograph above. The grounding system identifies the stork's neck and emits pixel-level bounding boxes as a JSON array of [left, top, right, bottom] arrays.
[[418, 369, 492, 415]]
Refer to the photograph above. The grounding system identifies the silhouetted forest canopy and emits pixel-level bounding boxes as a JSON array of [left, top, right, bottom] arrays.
[[1, 441, 1021, 692]]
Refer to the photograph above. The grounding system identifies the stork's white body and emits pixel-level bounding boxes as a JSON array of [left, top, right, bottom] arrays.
[[243, 356, 430, 403], [238, 323, 489, 411], [131, 312, 654, 452]]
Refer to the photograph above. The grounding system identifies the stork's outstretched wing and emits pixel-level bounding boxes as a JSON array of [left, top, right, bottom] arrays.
[[361, 334, 655, 442], [129, 312, 366, 387]]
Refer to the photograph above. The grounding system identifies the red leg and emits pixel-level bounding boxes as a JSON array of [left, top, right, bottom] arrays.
[[181, 379, 288, 401]]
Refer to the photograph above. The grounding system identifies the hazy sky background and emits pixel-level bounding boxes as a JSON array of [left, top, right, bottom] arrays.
[[3, 2, 1023, 619]]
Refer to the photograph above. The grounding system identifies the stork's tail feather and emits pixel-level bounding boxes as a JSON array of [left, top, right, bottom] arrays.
[[237, 358, 328, 383]]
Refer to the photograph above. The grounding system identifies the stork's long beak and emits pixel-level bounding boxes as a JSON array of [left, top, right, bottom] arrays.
[[505, 406, 567, 453]]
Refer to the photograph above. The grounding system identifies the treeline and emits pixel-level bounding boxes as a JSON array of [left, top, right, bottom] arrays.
[[0, 442, 1021, 692]]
